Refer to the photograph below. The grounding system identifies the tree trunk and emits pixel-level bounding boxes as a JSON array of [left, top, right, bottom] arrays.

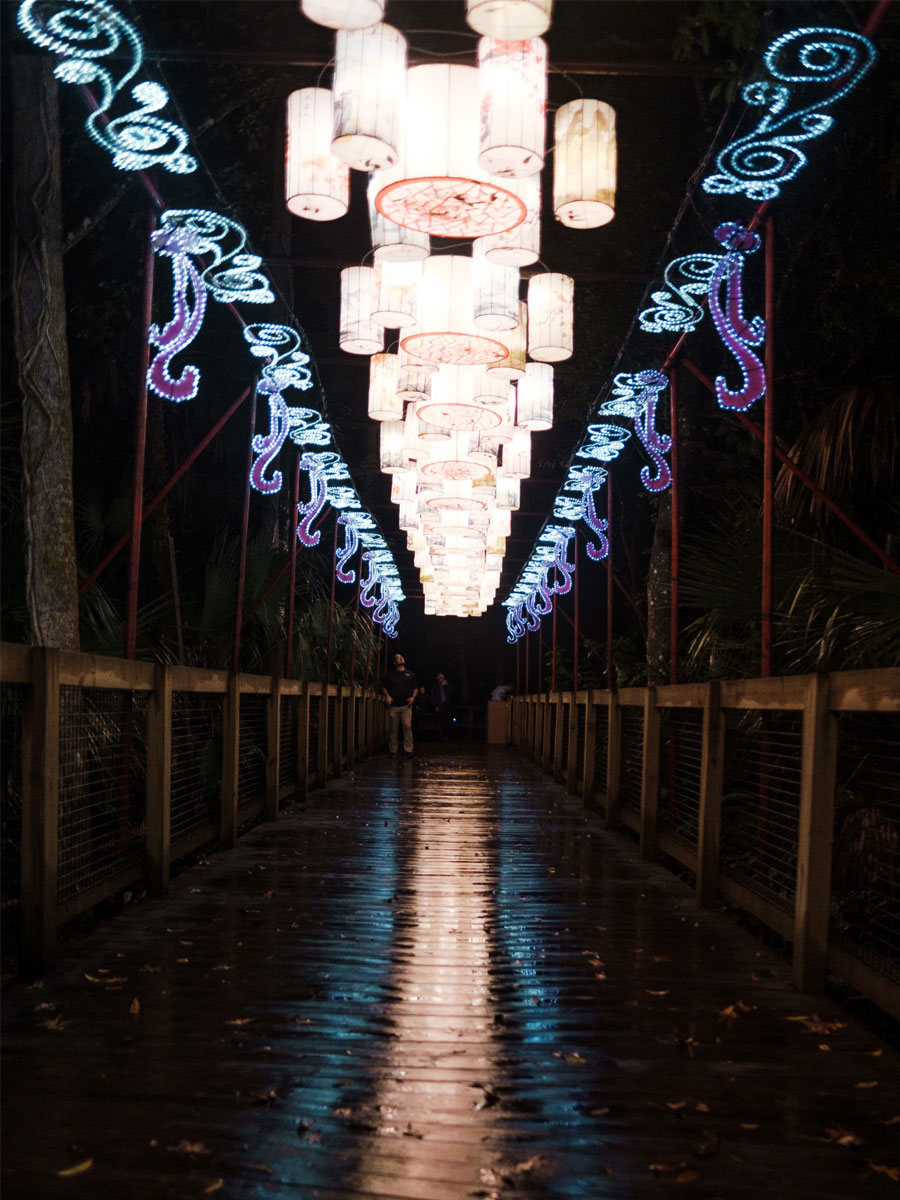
[[645, 490, 672, 685], [11, 53, 79, 651]]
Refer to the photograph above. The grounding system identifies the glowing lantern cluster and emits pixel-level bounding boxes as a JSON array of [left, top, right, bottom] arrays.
[[293, 0, 617, 616]]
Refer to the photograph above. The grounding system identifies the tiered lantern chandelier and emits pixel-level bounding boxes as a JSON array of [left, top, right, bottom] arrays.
[[293, 0, 617, 616]]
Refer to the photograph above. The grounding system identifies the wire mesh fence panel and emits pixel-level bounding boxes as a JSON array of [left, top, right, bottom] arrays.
[[575, 703, 586, 784], [308, 694, 321, 779], [720, 709, 803, 913], [831, 712, 900, 982], [560, 702, 570, 771], [658, 707, 703, 851], [238, 694, 266, 813], [340, 696, 349, 762], [170, 691, 222, 849], [619, 705, 644, 817], [594, 702, 609, 805], [327, 696, 336, 771], [57, 687, 148, 908], [548, 704, 557, 761], [1, 684, 26, 919], [279, 694, 298, 796]]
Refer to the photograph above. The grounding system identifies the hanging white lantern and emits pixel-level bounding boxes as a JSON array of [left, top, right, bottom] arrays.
[[402, 255, 508, 366], [285, 89, 349, 221], [477, 37, 547, 178], [553, 99, 617, 228], [495, 473, 521, 510], [516, 361, 554, 430], [375, 65, 524, 239], [379, 419, 408, 473], [472, 370, 514, 406], [340, 266, 382, 354], [367, 173, 430, 262], [527, 272, 574, 362], [420, 365, 505, 434], [391, 472, 417, 504], [466, 0, 552, 38], [502, 425, 531, 478], [371, 259, 421, 328], [397, 365, 433, 402], [300, 0, 385, 30], [407, 400, 450, 444], [472, 240, 520, 332], [332, 23, 407, 171], [486, 301, 527, 379], [475, 173, 541, 267], [368, 352, 403, 420]]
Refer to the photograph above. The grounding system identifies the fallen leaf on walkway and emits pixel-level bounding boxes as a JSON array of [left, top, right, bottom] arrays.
[[203, 1180, 223, 1194], [167, 1140, 210, 1157], [27, 980, 44, 989], [646, 990, 669, 997], [57, 1158, 93, 1177], [822, 1127, 862, 1147], [677, 1170, 700, 1183], [868, 1163, 900, 1182], [250, 1163, 272, 1174], [868, 1049, 884, 1057], [819, 1044, 831, 1051], [666, 1100, 687, 1111], [718, 1001, 756, 1026], [740, 1123, 759, 1130], [226, 1018, 255, 1026], [38, 1013, 72, 1031], [130, 998, 140, 1015], [649, 1162, 679, 1173], [176, 958, 189, 964], [590, 1107, 610, 1117], [875, 1116, 900, 1126], [800, 1017, 846, 1035], [514, 1156, 548, 1173], [856, 1081, 879, 1089], [34, 1002, 56, 1012], [696, 1103, 710, 1114], [694, 1132, 719, 1157], [565, 1053, 586, 1065], [785, 1015, 811, 1022], [212, 965, 232, 972]]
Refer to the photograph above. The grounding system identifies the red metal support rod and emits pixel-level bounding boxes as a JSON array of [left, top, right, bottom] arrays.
[[232, 388, 258, 671], [668, 365, 680, 684], [285, 452, 302, 678], [124, 209, 157, 660], [324, 515, 338, 696], [762, 216, 776, 677], [573, 529, 579, 694], [551, 592, 558, 693], [681, 357, 900, 576], [606, 473, 615, 689]]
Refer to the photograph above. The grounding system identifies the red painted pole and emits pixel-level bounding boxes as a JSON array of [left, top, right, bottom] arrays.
[[573, 529, 579, 694], [525, 629, 530, 695], [538, 622, 543, 693], [762, 216, 776, 677], [285, 453, 301, 677], [232, 387, 258, 671], [606, 474, 614, 689], [348, 576, 361, 692], [516, 635, 521, 694], [124, 209, 157, 660], [79, 385, 251, 598], [668, 366, 680, 685], [681, 357, 900, 576], [551, 593, 557, 692], [324, 516, 338, 694]]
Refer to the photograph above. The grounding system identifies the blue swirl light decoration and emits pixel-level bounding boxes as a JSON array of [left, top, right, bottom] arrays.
[[245, 324, 321, 494], [294, 451, 348, 548], [503, 526, 577, 641], [708, 223, 766, 411], [703, 27, 876, 201], [335, 513, 361, 584], [148, 210, 274, 404], [17, 0, 197, 174], [638, 253, 721, 334], [601, 371, 672, 492]]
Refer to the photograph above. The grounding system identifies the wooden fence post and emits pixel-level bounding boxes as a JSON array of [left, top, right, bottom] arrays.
[[264, 676, 281, 822], [333, 684, 344, 776], [20, 647, 60, 973], [146, 664, 172, 895], [582, 691, 598, 808], [553, 693, 566, 783], [566, 692, 580, 795], [221, 673, 240, 849], [296, 681, 310, 804], [317, 687, 329, 787], [605, 689, 621, 830], [640, 687, 660, 859], [542, 697, 553, 773], [697, 681, 724, 907], [793, 673, 838, 993], [346, 686, 357, 769]]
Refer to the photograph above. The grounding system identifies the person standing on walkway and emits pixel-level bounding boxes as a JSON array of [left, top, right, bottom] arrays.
[[429, 672, 454, 741], [381, 652, 418, 758]]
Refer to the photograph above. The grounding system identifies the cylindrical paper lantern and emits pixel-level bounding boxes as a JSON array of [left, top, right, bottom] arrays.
[[368, 352, 403, 420], [402, 255, 508, 365], [397, 365, 433, 402], [285, 89, 349, 221], [516, 361, 554, 430], [472, 370, 514, 405], [340, 266, 382, 354], [477, 37, 547, 178], [502, 425, 531, 478], [332, 23, 406, 171], [527, 272, 574, 362], [375, 65, 524, 239], [300, 0, 385, 30], [371, 259, 421, 328], [472, 240, 520, 332], [475, 173, 541, 266], [486, 300, 527, 378], [466, 0, 552, 38], [379, 419, 408, 472], [495, 473, 521, 510], [367, 172, 430, 261], [553, 99, 617, 228]]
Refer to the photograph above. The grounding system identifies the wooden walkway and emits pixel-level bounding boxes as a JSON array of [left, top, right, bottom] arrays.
[[3, 745, 899, 1199]]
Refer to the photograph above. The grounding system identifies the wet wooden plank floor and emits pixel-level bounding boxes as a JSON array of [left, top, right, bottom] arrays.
[[3, 744, 899, 1199]]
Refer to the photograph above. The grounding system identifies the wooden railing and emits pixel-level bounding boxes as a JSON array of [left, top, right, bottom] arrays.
[[509, 669, 900, 1019], [0, 644, 387, 971]]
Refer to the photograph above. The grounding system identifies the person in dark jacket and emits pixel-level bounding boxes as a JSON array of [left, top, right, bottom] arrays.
[[381, 652, 418, 758], [429, 672, 454, 741]]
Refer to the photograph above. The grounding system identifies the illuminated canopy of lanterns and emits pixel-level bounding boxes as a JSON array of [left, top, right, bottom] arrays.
[[292, 0, 617, 616]]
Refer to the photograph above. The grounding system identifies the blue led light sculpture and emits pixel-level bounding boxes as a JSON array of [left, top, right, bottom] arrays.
[[18, 0, 197, 174], [147, 227, 207, 402], [580, 468, 609, 562], [601, 371, 672, 492], [335, 514, 360, 584], [703, 27, 876, 201], [639, 253, 721, 334]]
